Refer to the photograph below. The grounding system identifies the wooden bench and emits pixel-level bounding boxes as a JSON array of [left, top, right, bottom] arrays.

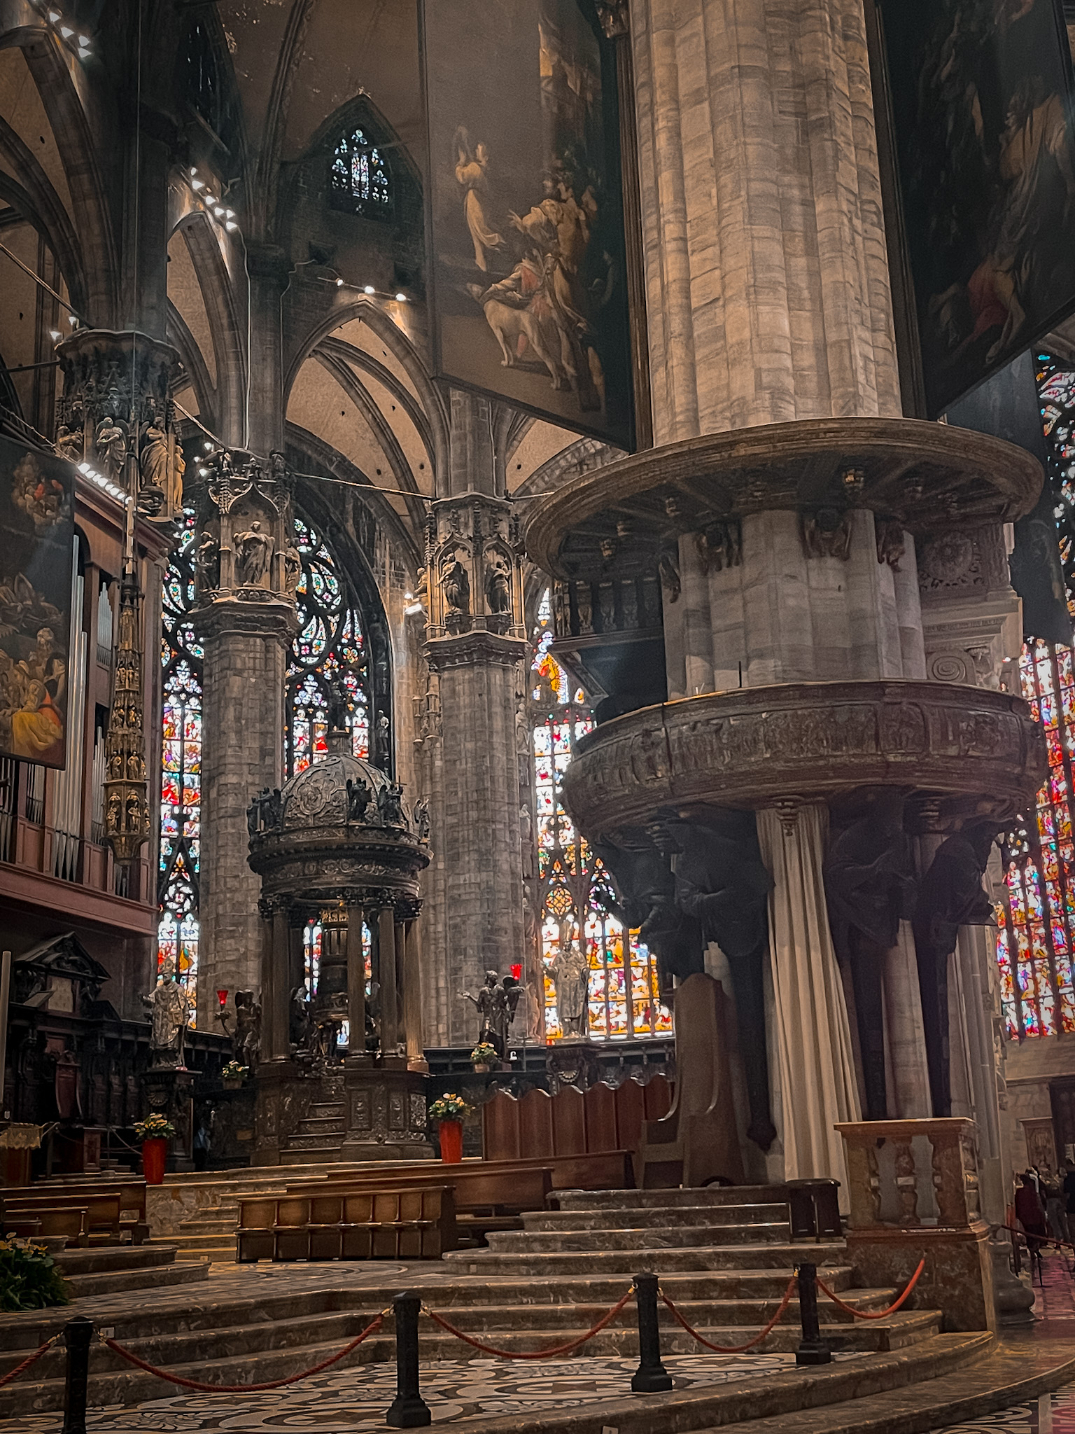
[[236, 1186, 455, 1263], [3, 1192, 124, 1245], [1, 1204, 90, 1247], [2, 1180, 149, 1244]]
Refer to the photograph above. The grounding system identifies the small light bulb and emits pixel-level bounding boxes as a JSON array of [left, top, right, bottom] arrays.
[[364, 285, 375, 295], [213, 206, 225, 217], [199, 468, 209, 477], [190, 168, 198, 177], [204, 441, 213, 451], [60, 25, 73, 38], [77, 463, 90, 474], [192, 179, 204, 191], [404, 591, 413, 601], [49, 330, 61, 341], [68, 315, 77, 325], [395, 292, 407, 303], [78, 35, 89, 46], [225, 209, 235, 219], [225, 221, 238, 232], [47, 10, 60, 21], [335, 277, 345, 288], [204, 193, 216, 204]]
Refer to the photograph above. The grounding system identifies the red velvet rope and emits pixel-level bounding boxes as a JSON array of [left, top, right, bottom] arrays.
[[421, 1287, 635, 1360], [815, 1258, 925, 1319], [0, 1334, 60, 1388], [658, 1275, 797, 1354], [103, 1313, 385, 1392]]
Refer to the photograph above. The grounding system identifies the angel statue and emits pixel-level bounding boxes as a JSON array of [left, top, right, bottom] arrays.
[[459, 970, 521, 1059]]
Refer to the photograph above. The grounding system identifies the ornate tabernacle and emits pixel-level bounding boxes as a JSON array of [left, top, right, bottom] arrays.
[[246, 717, 432, 1163]]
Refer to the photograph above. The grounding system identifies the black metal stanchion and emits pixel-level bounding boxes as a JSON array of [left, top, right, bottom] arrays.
[[386, 1292, 431, 1428], [631, 1273, 673, 1394], [61, 1316, 94, 1434], [795, 1263, 832, 1366]]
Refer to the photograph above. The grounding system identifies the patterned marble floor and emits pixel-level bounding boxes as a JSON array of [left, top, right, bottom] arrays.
[[14, 1351, 864, 1431]]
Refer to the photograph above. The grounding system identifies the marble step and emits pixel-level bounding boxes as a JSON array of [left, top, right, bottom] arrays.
[[444, 1240, 841, 1275], [177, 1216, 236, 1234], [552, 1185, 789, 1210], [283, 1136, 346, 1152], [60, 1257, 210, 1299], [483, 1221, 791, 1252], [149, 1232, 236, 1253], [521, 1202, 789, 1232], [52, 1244, 180, 1276], [0, 1316, 960, 1419]]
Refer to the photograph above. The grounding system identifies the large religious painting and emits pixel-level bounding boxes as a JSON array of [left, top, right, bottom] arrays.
[[420, 0, 635, 448], [0, 434, 74, 769], [881, 0, 1075, 416]]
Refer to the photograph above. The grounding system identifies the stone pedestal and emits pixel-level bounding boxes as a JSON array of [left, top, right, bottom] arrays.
[[141, 1066, 195, 1172], [253, 1062, 431, 1164], [845, 1224, 996, 1333]]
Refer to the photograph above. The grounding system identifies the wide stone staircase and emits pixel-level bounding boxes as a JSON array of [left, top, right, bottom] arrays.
[[1, 1179, 999, 1426]]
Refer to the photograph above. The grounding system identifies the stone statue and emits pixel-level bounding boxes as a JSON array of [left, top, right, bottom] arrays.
[[95, 416, 128, 482], [144, 960, 189, 1067], [460, 970, 521, 1057], [283, 544, 301, 596], [657, 544, 680, 603], [196, 531, 219, 591], [290, 984, 311, 1051], [485, 553, 511, 614], [138, 421, 170, 495], [594, 840, 703, 984], [441, 556, 470, 616], [232, 989, 261, 1067], [413, 797, 431, 841], [913, 822, 999, 1118], [55, 423, 83, 465], [234, 520, 274, 586], [825, 792, 916, 1120], [377, 781, 406, 826], [346, 776, 372, 822], [550, 942, 588, 1037]]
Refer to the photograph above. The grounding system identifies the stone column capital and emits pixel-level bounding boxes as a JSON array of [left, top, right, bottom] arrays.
[[424, 493, 526, 644], [191, 597, 299, 645]]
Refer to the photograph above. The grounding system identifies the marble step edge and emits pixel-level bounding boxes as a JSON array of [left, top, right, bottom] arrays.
[[520, 1204, 790, 1231], [0, 1265, 861, 1350], [0, 1307, 943, 1388], [444, 1244, 846, 1273], [1, 1329, 989, 1425], [682, 1337, 1075, 1434], [61, 1261, 210, 1298], [53, 1246, 180, 1275], [176, 1219, 237, 1234], [552, 1186, 789, 1210], [483, 1223, 792, 1251], [404, 1331, 996, 1434]]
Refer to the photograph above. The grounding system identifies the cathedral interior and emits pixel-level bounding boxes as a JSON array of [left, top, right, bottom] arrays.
[[5, 1, 1075, 1430]]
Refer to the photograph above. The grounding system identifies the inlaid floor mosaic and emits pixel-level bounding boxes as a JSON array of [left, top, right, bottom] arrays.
[[932, 1389, 1075, 1434], [13, 1351, 863, 1431]]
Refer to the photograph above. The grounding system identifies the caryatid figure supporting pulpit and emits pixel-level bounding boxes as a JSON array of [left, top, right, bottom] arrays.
[[246, 721, 432, 1163]]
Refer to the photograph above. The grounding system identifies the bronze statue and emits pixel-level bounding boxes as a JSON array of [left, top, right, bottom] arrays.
[[549, 942, 588, 1038], [460, 970, 521, 1057], [144, 960, 189, 1068]]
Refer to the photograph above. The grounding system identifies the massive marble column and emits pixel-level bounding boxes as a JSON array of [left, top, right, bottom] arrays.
[[189, 447, 298, 1025], [421, 391, 528, 1046]]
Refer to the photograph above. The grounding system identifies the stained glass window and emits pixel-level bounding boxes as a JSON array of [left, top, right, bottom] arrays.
[[302, 915, 373, 1052], [286, 516, 370, 778], [329, 126, 391, 217], [158, 513, 202, 1024], [529, 591, 670, 1042], [998, 357, 1075, 1038]]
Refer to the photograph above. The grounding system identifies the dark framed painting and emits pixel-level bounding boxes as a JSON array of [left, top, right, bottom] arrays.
[[419, 0, 635, 450], [0, 433, 75, 769], [880, 0, 1075, 416]]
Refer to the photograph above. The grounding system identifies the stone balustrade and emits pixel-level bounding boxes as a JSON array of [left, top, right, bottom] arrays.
[[835, 1118, 981, 1231]]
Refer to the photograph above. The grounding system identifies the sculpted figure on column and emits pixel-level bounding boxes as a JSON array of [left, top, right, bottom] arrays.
[[144, 961, 189, 1067], [549, 941, 588, 1038]]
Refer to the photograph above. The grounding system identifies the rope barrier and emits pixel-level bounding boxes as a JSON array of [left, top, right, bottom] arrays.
[[0, 1333, 61, 1388], [420, 1287, 635, 1360], [997, 1221, 1075, 1254], [657, 1275, 797, 1354], [102, 1312, 386, 1392], [815, 1258, 925, 1319]]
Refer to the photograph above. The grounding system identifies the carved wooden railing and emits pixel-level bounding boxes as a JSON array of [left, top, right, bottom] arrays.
[[834, 1118, 981, 1229]]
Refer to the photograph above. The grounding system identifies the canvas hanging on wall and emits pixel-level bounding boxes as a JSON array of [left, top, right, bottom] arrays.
[[420, 0, 635, 450], [0, 433, 75, 769], [881, 0, 1075, 416]]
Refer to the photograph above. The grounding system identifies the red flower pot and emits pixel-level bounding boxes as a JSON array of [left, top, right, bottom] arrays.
[[438, 1118, 463, 1164], [141, 1137, 169, 1185]]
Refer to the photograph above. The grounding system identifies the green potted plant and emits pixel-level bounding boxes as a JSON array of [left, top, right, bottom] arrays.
[[0, 1237, 69, 1311], [428, 1092, 469, 1164], [470, 1041, 498, 1073], [221, 1060, 248, 1089], [134, 1113, 176, 1186]]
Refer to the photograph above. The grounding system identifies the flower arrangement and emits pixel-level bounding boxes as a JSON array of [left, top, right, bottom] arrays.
[[133, 1113, 176, 1141], [0, 1237, 69, 1311], [470, 1042, 498, 1066], [428, 1093, 469, 1122], [221, 1060, 248, 1081]]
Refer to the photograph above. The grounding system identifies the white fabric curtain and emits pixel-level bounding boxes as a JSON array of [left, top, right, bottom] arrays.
[[757, 802, 861, 1193]]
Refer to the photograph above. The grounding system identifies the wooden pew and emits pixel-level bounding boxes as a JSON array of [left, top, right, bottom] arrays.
[[3, 1192, 124, 1244], [236, 1186, 455, 1263], [3, 1180, 149, 1244], [1, 1205, 90, 1248]]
